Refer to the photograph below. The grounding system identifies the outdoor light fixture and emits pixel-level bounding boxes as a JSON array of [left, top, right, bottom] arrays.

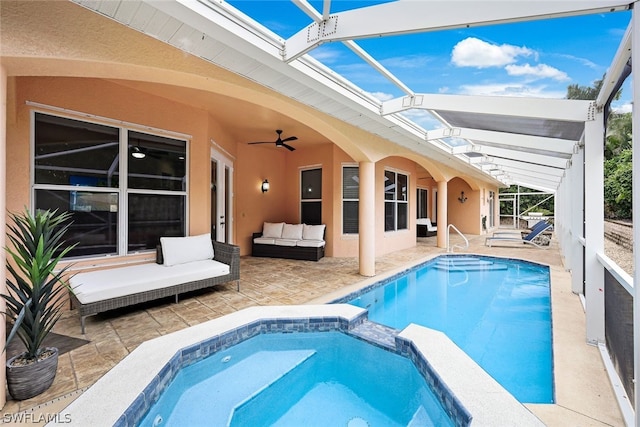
[[458, 191, 467, 203], [131, 146, 146, 159], [261, 179, 270, 193]]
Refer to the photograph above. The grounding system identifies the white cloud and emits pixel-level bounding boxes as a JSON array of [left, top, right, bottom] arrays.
[[381, 54, 432, 69], [458, 83, 566, 98], [505, 63, 570, 81], [451, 37, 533, 68], [399, 110, 442, 129], [611, 102, 632, 113], [368, 91, 395, 102], [309, 46, 343, 64]]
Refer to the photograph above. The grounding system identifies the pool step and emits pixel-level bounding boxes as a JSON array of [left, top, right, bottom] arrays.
[[161, 350, 316, 426], [434, 258, 508, 272], [408, 405, 430, 426]]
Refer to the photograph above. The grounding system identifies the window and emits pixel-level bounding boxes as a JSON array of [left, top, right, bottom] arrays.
[[417, 188, 428, 219], [301, 168, 322, 224], [33, 112, 187, 258], [342, 166, 359, 234], [384, 170, 408, 231]]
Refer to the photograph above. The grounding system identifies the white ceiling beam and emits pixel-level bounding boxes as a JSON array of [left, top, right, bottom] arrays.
[[490, 158, 565, 177], [596, 20, 632, 107], [470, 145, 570, 169], [292, 0, 414, 96], [429, 127, 576, 155], [384, 93, 593, 122], [284, 0, 629, 60], [507, 172, 560, 188], [505, 179, 557, 193]]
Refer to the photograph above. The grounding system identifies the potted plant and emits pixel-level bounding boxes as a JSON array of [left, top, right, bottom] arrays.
[[2, 208, 75, 400]]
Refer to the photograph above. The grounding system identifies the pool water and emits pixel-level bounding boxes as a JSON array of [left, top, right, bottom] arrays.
[[139, 332, 454, 426], [349, 255, 553, 403]]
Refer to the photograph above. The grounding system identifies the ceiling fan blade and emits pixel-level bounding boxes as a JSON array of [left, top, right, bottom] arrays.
[[281, 136, 298, 143], [282, 143, 296, 151], [248, 141, 273, 145]]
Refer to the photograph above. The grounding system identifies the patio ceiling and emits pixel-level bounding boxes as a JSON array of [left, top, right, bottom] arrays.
[[71, 0, 632, 193]]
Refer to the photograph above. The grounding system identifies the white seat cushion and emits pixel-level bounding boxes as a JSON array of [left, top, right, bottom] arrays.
[[70, 259, 229, 305], [296, 239, 325, 248], [281, 223, 303, 240], [302, 224, 326, 240], [253, 237, 276, 245], [274, 238, 298, 247], [262, 222, 284, 238]]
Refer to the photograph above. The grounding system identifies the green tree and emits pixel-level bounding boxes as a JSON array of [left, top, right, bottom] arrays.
[[566, 79, 631, 219], [605, 112, 632, 160], [566, 79, 603, 100], [604, 149, 632, 218]]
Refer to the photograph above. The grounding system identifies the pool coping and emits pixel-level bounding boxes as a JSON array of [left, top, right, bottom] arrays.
[[47, 304, 543, 427]]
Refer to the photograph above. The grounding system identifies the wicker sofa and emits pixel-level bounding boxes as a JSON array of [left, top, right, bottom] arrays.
[[252, 222, 325, 261], [69, 234, 240, 333]]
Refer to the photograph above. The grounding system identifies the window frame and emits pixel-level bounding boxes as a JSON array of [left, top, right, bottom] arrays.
[[300, 166, 322, 225], [342, 164, 359, 235], [384, 168, 409, 232], [31, 108, 190, 259]]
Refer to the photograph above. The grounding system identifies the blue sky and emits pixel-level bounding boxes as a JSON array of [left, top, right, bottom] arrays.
[[227, 1, 632, 129]]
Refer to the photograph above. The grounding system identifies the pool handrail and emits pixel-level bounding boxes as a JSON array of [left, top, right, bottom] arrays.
[[446, 224, 469, 253]]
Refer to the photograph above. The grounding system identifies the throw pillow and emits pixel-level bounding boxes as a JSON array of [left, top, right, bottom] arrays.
[[302, 224, 325, 240], [262, 222, 285, 238], [282, 223, 304, 240], [160, 233, 214, 267]]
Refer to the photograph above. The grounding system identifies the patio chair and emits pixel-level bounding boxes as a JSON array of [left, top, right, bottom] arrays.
[[485, 221, 553, 248], [416, 218, 437, 237]]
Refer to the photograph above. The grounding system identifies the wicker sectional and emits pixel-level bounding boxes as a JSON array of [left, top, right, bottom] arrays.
[[70, 241, 240, 333], [252, 232, 325, 261]]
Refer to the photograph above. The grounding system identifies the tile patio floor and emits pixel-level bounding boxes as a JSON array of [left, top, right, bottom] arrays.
[[0, 234, 626, 426]]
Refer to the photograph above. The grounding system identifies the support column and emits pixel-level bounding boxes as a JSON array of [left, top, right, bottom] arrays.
[[584, 109, 605, 345], [1, 64, 7, 407], [358, 161, 375, 276], [572, 148, 585, 295], [632, 7, 640, 418], [436, 180, 447, 249]]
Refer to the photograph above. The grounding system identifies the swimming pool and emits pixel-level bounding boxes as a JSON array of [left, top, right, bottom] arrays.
[[139, 332, 454, 426], [344, 255, 554, 404], [55, 306, 542, 426]]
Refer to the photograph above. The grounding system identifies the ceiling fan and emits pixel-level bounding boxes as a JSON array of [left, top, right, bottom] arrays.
[[248, 129, 298, 151]]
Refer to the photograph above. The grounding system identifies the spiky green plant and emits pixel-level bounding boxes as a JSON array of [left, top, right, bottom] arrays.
[[3, 209, 76, 362]]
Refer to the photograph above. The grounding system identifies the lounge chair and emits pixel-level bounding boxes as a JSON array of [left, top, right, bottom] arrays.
[[485, 221, 552, 248], [417, 218, 437, 237], [491, 220, 550, 237]]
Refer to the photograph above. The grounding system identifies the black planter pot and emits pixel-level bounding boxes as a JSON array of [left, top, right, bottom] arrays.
[[6, 347, 59, 400]]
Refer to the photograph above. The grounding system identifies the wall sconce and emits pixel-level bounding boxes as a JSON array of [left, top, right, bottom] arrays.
[[261, 179, 270, 193], [458, 191, 467, 203]]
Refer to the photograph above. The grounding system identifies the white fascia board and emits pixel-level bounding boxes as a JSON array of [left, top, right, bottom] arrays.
[[284, 0, 629, 60], [383, 93, 593, 122], [430, 128, 576, 155]]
